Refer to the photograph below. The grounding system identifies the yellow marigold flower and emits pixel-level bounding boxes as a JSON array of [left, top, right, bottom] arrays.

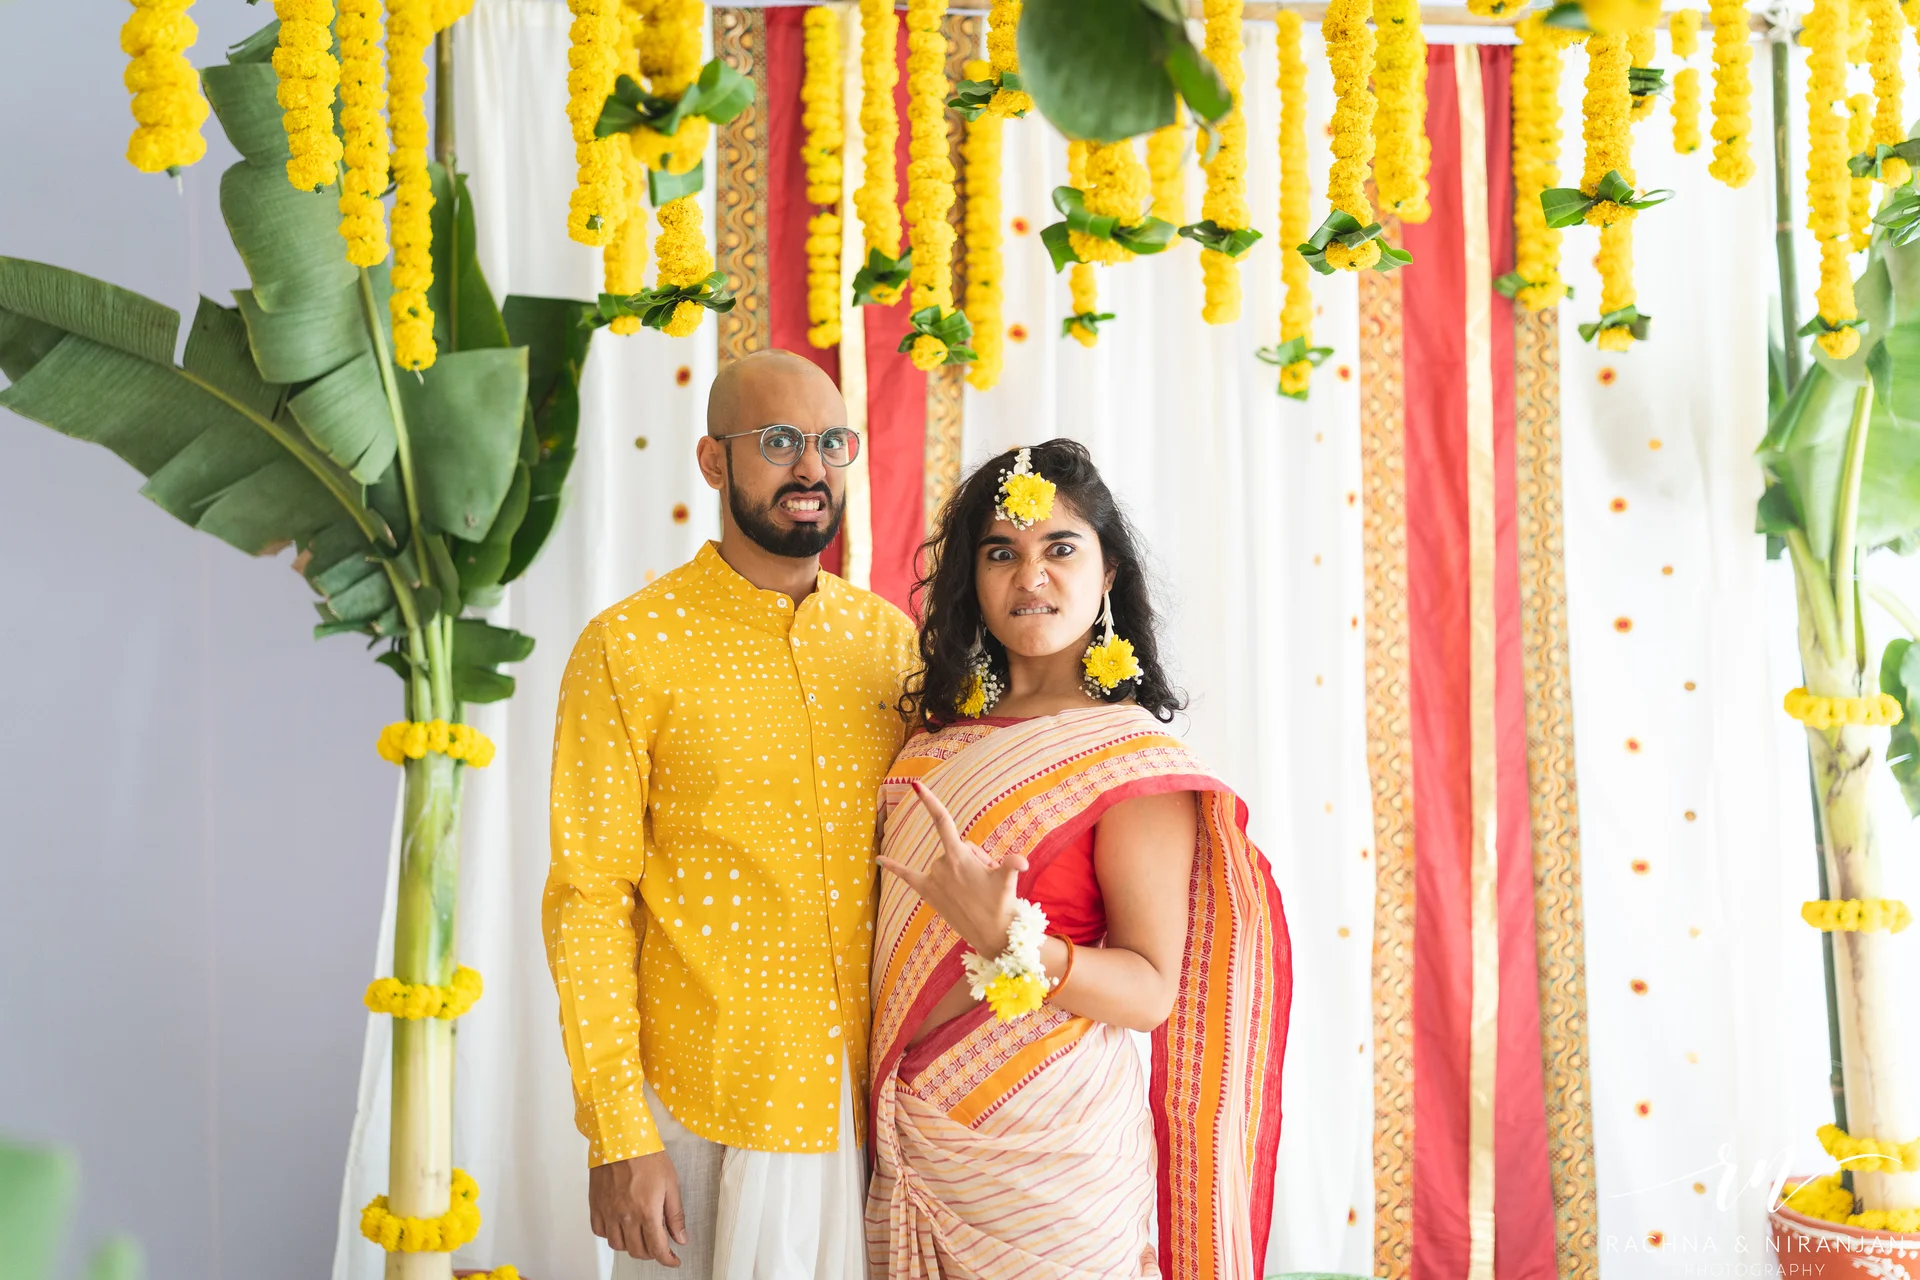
[[1816, 1123, 1920, 1173], [807, 211, 844, 348], [1672, 67, 1702, 155], [1707, 0, 1755, 187], [1671, 6, 1701, 56], [1595, 220, 1637, 347], [629, 117, 709, 175], [566, 0, 626, 246], [387, 0, 437, 370], [1848, 93, 1874, 251], [983, 971, 1048, 1020], [1866, 0, 1906, 183], [957, 672, 990, 718], [1801, 897, 1914, 932], [336, 0, 390, 265], [1070, 140, 1149, 266], [1146, 121, 1186, 225], [1324, 0, 1377, 266], [1326, 238, 1382, 270], [855, 0, 903, 265], [999, 471, 1055, 526], [360, 1168, 482, 1254], [1806, 0, 1858, 346], [1782, 1173, 1859, 1224], [985, 0, 1033, 117], [122, 0, 211, 174], [802, 7, 845, 205], [910, 333, 949, 371], [1198, 0, 1251, 320], [1083, 634, 1143, 690], [1628, 26, 1657, 122], [653, 193, 714, 339], [1067, 261, 1100, 348], [1372, 0, 1431, 223], [1512, 18, 1575, 311], [962, 60, 1005, 389], [271, 0, 341, 190], [603, 154, 648, 336], [904, 0, 960, 323], [1277, 11, 1317, 390], [430, 0, 474, 30]]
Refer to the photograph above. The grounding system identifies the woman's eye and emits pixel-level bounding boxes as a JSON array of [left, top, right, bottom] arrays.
[[1047, 542, 1076, 557], [985, 547, 1014, 562]]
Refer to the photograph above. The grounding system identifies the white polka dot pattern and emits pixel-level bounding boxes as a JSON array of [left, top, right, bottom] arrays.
[[544, 543, 918, 1164]]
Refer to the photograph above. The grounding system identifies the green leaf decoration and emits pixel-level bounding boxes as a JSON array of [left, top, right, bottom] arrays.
[[201, 64, 291, 168], [1492, 272, 1523, 300], [1297, 210, 1409, 275], [451, 619, 536, 704], [1062, 310, 1118, 339], [1875, 185, 1920, 244], [1798, 312, 1862, 339], [1178, 220, 1263, 258], [1019, 0, 1223, 142], [896, 305, 978, 365], [395, 347, 531, 538], [1883, 637, 1920, 816], [500, 295, 595, 584], [648, 158, 705, 208], [1053, 185, 1121, 240], [226, 20, 282, 65], [850, 247, 913, 305], [1041, 186, 1177, 271], [1576, 305, 1652, 342], [948, 77, 999, 120], [1255, 336, 1335, 399], [1850, 139, 1920, 179], [594, 58, 756, 140], [593, 270, 738, 332], [1627, 65, 1667, 99], [1542, 170, 1673, 229], [1040, 221, 1082, 272], [427, 162, 510, 355], [287, 351, 399, 483]]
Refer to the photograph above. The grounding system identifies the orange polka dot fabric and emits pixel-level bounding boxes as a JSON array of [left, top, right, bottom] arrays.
[[544, 542, 918, 1164]]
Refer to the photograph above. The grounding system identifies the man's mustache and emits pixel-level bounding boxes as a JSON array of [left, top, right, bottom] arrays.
[[773, 481, 834, 502]]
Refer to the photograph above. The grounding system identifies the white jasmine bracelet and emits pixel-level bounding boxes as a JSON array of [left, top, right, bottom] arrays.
[[962, 899, 1051, 1021]]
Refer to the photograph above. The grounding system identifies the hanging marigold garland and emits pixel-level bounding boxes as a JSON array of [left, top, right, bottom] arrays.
[[595, 1, 648, 337], [1583, 30, 1641, 350], [387, 0, 437, 371], [962, 58, 1006, 390], [1270, 10, 1325, 398], [1848, 91, 1875, 251], [803, 6, 844, 348], [644, 0, 719, 338], [1807, 0, 1860, 357], [1196, 0, 1253, 322], [1062, 142, 1110, 348], [852, 0, 906, 305], [899, 0, 971, 369], [1321, 0, 1385, 271], [336, 0, 391, 267], [1706, 0, 1755, 187], [1509, 16, 1574, 310], [122, 0, 211, 174], [1670, 8, 1702, 155], [271, 1, 341, 191], [566, 0, 627, 246], [1865, 0, 1909, 184], [1147, 121, 1186, 225], [1627, 24, 1658, 123], [984, 0, 1033, 117], [1372, 0, 1431, 224]]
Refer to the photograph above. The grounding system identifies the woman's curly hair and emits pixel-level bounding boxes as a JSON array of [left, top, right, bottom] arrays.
[[902, 439, 1185, 733]]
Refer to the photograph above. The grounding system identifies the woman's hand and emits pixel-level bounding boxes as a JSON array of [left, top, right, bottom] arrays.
[[877, 780, 1029, 957]]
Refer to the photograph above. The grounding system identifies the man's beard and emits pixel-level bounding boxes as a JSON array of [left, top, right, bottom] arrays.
[[725, 453, 846, 558]]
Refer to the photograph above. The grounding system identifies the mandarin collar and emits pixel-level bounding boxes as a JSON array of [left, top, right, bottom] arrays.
[[693, 541, 841, 636]]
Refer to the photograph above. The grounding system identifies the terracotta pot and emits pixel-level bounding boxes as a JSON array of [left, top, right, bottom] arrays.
[[1771, 1191, 1920, 1278]]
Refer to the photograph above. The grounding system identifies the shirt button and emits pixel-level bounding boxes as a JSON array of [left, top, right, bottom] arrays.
[[776, 596, 790, 609]]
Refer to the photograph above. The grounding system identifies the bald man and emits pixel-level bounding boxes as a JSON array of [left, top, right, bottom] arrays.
[[545, 351, 917, 1278]]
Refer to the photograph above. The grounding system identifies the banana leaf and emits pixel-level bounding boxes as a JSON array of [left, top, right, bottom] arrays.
[[499, 294, 594, 584], [1018, 0, 1228, 142]]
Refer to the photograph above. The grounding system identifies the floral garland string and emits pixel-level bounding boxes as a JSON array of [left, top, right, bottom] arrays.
[[1197, 0, 1252, 321], [1807, 0, 1861, 358], [1373, 0, 1431, 224], [566, 0, 627, 247], [1147, 121, 1186, 224], [1272, 10, 1322, 397], [1509, 17, 1575, 310], [361, 1168, 482, 1253], [962, 58, 1005, 389], [337, 0, 391, 266], [984, 0, 1033, 117], [1848, 92, 1875, 250], [365, 966, 485, 1019], [1582, 30, 1641, 350], [803, 6, 844, 348], [595, 1, 649, 337], [1866, 0, 1908, 183], [901, 0, 970, 369], [1627, 25, 1658, 123], [1707, 0, 1755, 186], [386, 0, 437, 371], [1322, 0, 1382, 271], [853, 0, 906, 305], [1670, 8, 1702, 155], [644, 0, 722, 338], [1063, 142, 1108, 347], [122, 0, 211, 174], [271, 1, 341, 191]]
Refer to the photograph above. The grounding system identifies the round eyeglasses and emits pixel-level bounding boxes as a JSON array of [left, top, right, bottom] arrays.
[[715, 424, 862, 468]]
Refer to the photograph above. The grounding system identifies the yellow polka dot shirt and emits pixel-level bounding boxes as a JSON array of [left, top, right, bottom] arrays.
[[545, 542, 918, 1165]]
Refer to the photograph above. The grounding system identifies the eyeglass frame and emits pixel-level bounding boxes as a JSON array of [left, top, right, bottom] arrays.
[[713, 424, 863, 468]]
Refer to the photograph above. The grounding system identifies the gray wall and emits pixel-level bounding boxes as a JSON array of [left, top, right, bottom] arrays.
[[1, 4, 396, 1276]]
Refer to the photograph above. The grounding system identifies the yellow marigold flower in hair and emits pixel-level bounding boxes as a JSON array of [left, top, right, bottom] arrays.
[[270, 0, 341, 191], [1324, 0, 1378, 256], [904, 0, 960, 321], [855, 0, 904, 291], [1807, 0, 1860, 356], [121, 0, 211, 174], [1707, 0, 1755, 187], [387, 0, 437, 370], [1198, 0, 1251, 320], [962, 59, 1005, 389], [985, 0, 1033, 117], [336, 0, 390, 266], [802, 7, 845, 205], [1067, 262, 1100, 348], [1867, 0, 1908, 184], [1276, 11, 1317, 388], [1372, 0, 1431, 223], [566, 0, 626, 245]]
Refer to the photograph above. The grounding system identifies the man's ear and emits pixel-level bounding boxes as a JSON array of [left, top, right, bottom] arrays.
[[696, 436, 726, 492]]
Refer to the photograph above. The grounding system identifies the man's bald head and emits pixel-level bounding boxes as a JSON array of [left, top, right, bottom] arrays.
[[706, 349, 845, 438]]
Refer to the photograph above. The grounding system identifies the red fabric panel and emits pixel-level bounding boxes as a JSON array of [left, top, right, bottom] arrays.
[[861, 18, 927, 613], [1481, 45, 1560, 1280], [1401, 48, 1472, 1280], [763, 8, 843, 576]]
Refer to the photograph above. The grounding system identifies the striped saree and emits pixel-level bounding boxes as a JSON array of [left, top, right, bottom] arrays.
[[865, 706, 1291, 1279]]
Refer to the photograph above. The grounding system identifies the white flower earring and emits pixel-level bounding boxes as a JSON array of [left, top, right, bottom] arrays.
[[959, 629, 1004, 717]]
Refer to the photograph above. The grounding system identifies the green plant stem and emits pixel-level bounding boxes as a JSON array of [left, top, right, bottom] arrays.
[[1787, 527, 1846, 664], [1773, 37, 1803, 390], [358, 267, 427, 552], [1833, 380, 1876, 671], [1868, 582, 1920, 640], [390, 750, 460, 1230]]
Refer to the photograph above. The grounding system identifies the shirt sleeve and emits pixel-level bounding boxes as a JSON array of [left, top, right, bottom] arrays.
[[543, 618, 662, 1165]]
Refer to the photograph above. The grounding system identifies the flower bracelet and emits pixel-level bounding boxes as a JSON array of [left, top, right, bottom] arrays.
[[964, 899, 1055, 1020]]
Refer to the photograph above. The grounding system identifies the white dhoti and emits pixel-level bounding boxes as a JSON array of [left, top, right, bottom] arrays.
[[612, 1074, 869, 1280]]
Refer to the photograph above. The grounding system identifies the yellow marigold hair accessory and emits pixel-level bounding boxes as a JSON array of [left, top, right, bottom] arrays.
[[360, 1167, 482, 1253], [994, 447, 1055, 529], [964, 898, 1051, 1020], [364, 966, 484, 1019], [1782, 687, 1904, 728], [1082, 589, 1143, 696], [1816, 1123, 1920, 1174], [1802, 898, 1913, 932], [376, 720, 497, 767]]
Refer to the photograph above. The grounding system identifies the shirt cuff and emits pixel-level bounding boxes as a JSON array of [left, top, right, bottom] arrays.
[[584, 1091, 664, 1166]]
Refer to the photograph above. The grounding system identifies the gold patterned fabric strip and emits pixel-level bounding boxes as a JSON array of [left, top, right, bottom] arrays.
[[923, 12, 975, 531], [1360, 215, 1416, 1280], [714, 8, 769, 362], [1514, 306, 1600, 1278]]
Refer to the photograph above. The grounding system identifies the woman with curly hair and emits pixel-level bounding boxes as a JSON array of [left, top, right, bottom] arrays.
[[866, 439, 1292, 1278]]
